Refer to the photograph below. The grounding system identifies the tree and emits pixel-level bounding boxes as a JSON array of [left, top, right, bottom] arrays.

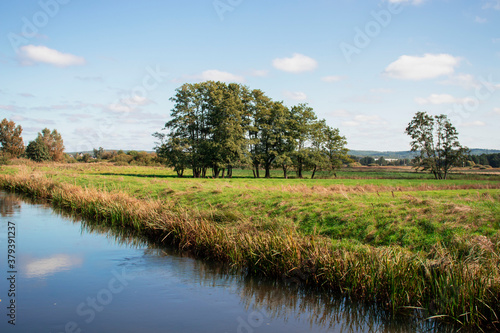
[[289, 104, 317, 178], [93, 147, 104, 159], [405, 112, 469, 179], [322, 125, 349, 175], [377, 157, 387, 166], [153, 134, 189, 177], [0, 118, 24, 158], [38, 128, 65, 161], [255, 101, 291, 178], [360, 156, 375, 166], [25, 138, 50, 162]]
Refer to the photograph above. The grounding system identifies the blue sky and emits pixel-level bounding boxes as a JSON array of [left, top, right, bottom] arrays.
[[1, 0, 499, 152]]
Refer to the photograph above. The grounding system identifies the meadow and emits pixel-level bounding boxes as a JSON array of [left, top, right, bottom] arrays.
[[1, 162, 499, 330]]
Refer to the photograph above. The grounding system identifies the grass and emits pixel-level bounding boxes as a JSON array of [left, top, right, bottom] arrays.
[[1, 162, 499, 330]]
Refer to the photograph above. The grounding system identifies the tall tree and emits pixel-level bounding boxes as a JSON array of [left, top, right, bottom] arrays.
[[38, 128, 65, 161], [153, 134, 188, 177], [405, 112, 469, 179], [0, 118, 24, 158], [255, 101, 291, 178], [289, 104, 317, 178]]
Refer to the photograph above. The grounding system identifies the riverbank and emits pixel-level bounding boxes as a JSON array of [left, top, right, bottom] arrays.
[[1, 163, 499, 330]]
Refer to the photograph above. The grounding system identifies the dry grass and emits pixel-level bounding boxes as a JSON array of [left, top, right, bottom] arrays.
[[1, 168, 499, 330]]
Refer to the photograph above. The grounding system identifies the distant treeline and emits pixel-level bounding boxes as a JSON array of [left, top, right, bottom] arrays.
[[70, 148, 159, 166], [468, 153, 500, 168], [153, 81, 349, 178]]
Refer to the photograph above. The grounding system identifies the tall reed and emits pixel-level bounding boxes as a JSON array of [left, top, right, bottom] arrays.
[[1, 170, 498, 331]]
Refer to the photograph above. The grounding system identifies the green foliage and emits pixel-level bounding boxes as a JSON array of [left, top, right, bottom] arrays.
[[25, 138, 51, 162], [38, 128, 65, 161], [469, 153, 500, 168], [406, 112, 469, 179], [0, 118, 24, 158], [156, 81, 349, 179]]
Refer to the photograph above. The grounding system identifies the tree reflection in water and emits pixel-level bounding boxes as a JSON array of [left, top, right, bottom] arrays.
[[0, 191, 21, 217]]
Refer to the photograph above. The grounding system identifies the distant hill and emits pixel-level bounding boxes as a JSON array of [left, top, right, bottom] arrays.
[[349, 149, 500, 159]]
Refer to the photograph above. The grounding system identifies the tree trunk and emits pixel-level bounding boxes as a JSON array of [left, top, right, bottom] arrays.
[[311, 166, 317, 179], [297, 166, 303, 179], [227, 166, 232, 178], [265, 165, 271, 178], [253, 164, 260, 178], [283, 166, 288, 179], [221, 168, 225, 178]]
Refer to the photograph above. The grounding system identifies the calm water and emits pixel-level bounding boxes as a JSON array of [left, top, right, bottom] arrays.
[[0, 190, 465, 333]]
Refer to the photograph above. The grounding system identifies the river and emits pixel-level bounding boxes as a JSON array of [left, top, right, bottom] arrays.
[[0, 190, 467, 332]]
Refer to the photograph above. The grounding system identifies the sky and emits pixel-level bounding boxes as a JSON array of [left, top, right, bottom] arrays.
[[0, 0, 499, 152]]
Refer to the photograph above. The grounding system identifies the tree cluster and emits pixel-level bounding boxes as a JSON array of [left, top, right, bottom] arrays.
[[468, 153, 500, 168], [25, 128, 65, 162], [153, 81, 349, 178], [1, 120, 66, 163]]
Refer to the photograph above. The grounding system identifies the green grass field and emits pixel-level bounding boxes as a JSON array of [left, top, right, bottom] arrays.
[[8, 163, 498, 252], [1, 162, 499, 329]]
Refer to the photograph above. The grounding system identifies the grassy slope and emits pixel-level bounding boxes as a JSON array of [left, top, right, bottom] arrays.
[[18, 163, 500, 253], [1, 163, 499, 329]]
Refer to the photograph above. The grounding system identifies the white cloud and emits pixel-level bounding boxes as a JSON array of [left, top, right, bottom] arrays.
[[342, 114, 387, 127], [462, 120, 486, 127], [18, 45, 85, 67], [283, 91, 307, 101], [439, 74, 479, 90], [24, 254, 83, 278], [482, 0, 500, 10], [322, 75, 345, 82], [475, 16, 488, 23], [272, 53, 318, 73], [107, 95, 153, 113], [199, 69, 245, 82], [415, 94, 474, 105], [0, 105, 17, 111], [384, 54, 461, 80], [494, 107, 500, 114], [250, 69, 269, 77]]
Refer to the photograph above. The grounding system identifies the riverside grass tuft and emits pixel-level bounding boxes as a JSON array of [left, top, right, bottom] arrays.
[[1, 165, 499, 330]]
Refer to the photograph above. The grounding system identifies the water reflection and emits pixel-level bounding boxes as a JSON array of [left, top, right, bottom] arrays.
[[2, 191, 471, 333], [0, 191, 21, 217], [67, 213, 468, 333], [24, 254, 84, 278]]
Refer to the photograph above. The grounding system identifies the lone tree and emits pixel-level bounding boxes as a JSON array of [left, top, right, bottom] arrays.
[[405, 111, 469, 179], [0, 118, 24, 158]]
